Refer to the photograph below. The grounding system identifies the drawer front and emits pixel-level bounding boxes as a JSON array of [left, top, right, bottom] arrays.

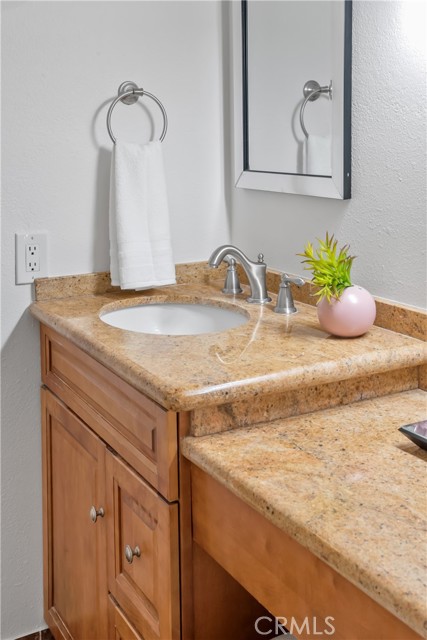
[[41, 325, 178, 500], [106, 450, 180, 640], [108, 595, 144, 640]]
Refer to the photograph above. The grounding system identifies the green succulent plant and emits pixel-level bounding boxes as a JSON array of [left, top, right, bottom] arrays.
[[298, 233, 355, 302]]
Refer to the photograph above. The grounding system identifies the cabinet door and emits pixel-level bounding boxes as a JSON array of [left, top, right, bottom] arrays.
[[106, 450, 180, 640], [42, 389, 108, 640]]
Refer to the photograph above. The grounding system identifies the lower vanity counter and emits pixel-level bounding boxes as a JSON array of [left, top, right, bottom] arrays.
[[182, 389, 427, 639]]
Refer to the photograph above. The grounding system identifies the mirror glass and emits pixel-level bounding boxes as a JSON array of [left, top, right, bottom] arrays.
[[233, 0, 352, 199]]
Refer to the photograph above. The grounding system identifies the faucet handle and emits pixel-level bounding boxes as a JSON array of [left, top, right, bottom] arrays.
[[257, 253, 265, 264], [273, 273, 305, 315], [222, 257, 243, 295], [280, 273, 305, 287]]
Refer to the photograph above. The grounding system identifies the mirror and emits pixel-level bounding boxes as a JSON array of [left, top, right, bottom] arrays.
[[232, 0, 352, 199]]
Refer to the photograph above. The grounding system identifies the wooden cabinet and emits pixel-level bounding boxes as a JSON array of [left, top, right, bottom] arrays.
[[41, 326, 181, 640]]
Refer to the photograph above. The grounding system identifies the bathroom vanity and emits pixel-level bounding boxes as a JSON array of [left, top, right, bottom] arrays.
[[31, 267, 427, 640], [40, 326, 180, 639]]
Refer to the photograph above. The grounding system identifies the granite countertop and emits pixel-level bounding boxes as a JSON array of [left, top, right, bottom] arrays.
[[182, 389, 427, 637], [30, 276, 426, 411]]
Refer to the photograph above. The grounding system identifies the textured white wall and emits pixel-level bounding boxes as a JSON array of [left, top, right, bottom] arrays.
[[232, 1, 426, 309], [1, 2, 228, 637]]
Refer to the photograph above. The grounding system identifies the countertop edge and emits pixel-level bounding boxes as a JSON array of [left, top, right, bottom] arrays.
[[30, 304, 426, 412]]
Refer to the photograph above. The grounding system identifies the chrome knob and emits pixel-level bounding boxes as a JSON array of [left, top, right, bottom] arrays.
[[125, 544, 141, 564], [89, 506, 105, 523]]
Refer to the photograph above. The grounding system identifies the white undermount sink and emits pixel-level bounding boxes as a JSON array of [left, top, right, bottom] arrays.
[[100, 303, 249, 336]]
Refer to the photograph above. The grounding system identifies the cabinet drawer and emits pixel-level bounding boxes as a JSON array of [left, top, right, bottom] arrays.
[[108, 595, 144, 640], [41, 325, 178, 501], [106, 450, 180, 640]]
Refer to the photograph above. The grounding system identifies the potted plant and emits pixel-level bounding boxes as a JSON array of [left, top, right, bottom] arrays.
[[298, 233, 376, 337]]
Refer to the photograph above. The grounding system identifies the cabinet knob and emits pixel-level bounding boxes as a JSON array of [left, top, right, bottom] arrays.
[[125, 544, 141, 564], [89, 506, 105, 523]]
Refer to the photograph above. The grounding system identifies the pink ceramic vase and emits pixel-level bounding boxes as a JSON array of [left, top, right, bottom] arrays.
[[317, 285, 376, 337]]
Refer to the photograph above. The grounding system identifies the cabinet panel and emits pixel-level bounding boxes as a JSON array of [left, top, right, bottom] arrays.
[[42, 389, 108, 640], [108, 596, 144, 640], [106, 451, 180, 640], [41, 325, 178, 500]]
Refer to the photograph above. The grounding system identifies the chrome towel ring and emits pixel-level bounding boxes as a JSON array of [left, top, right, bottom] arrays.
[[299, 80, 332, 138], [106, 81, 168, 144]]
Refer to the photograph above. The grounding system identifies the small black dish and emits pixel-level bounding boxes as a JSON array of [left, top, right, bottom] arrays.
[[398, 420, 427, 451]]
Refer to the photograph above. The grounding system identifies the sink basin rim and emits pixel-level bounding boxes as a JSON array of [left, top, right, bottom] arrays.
[[99, 300, 250, 336]]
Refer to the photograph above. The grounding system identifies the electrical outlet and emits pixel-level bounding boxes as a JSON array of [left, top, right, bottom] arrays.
[[16, 232, 48, 284], [25, 243, 40, 272]]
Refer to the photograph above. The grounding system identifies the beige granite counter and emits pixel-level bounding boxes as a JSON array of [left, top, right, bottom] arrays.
[[30, 274, 426, 412], [182, 390, 427, 637]]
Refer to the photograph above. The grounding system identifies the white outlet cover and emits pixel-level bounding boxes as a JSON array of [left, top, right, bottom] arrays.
[[15, 232, 48, 284]]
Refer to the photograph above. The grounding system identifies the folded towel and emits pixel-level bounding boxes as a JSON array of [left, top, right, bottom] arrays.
[[109, 140, 176, 290], [304, 134, 331, 177]]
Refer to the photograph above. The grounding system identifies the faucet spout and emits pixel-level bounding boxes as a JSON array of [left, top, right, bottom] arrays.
[[208, 245, 271, 304]]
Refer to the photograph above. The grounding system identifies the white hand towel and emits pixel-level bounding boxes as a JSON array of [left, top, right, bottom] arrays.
[[109, 140, 176, 290], [303, 134, 332, 177]]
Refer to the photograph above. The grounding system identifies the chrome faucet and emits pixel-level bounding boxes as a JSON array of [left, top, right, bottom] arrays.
[[208, 245, 271, 304]]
